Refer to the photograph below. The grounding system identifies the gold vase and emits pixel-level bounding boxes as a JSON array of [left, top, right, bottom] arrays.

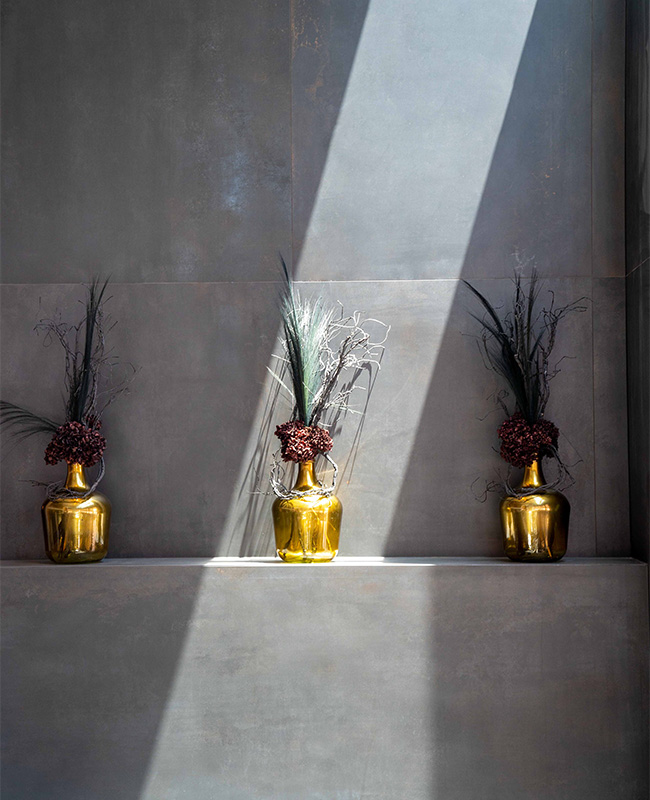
[[500, 460, 569, 562], [272, 460, 342, 563], [42, 462, 111, 564]]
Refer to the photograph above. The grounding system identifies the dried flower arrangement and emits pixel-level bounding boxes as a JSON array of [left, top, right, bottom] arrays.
[[269, 259, 389, 498], [0, 279, 130, 497], [464, 270, 587, 496]]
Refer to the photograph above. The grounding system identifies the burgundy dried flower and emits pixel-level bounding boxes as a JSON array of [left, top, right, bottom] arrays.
[[498, 412, 559, 469], [533, 417, 559, 455], [44, 421, 106, 467], [275, 420, 333, 463], [308, 425, 334, 456]]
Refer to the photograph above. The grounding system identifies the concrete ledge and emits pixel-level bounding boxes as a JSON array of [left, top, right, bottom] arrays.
[[1, 558, 648, 799], [1, 555, 645, 566]]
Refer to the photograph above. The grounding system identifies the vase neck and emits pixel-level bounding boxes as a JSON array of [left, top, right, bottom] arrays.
[[65, 462, 89, 491], [521, 460, 545, 489], [293, 461, 318, 491]]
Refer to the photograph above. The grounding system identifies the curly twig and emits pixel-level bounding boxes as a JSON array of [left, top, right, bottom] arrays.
[[270, 453, 339, 499], [30, 458, 106, 500]]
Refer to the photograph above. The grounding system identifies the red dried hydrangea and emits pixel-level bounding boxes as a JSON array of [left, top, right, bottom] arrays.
[[275, 420, 333, 463], [44, 420, 106, 467], [498, 412, 559, 469]]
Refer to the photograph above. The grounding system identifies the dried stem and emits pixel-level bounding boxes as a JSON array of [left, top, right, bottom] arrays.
[[270, 452, 339, 499], [464, 268, 587, 496]]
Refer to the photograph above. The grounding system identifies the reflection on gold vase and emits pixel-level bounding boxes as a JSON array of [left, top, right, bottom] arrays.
[[272, 461, 342, 563], [500, 460, 569, 562], [42, 462, 111, 564]]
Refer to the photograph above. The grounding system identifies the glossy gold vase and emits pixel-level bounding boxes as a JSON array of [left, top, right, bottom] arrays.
[[42, 462, 111, 564], [500, 460, 569, 562], [272, 461, 342, 563]]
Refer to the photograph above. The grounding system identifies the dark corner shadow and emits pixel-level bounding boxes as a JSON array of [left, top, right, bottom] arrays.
[[625, 0, 650, 562], [384, 0, 576, 558], [626, 0, 650, 273]]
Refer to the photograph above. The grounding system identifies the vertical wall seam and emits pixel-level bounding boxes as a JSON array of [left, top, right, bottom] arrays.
[[591, 0, 599, 555]]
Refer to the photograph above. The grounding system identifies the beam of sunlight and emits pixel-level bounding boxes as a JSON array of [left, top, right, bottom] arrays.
[[296, 0, 538, 280], [141, 1, 538, 793], [294, 0, 539, 548]]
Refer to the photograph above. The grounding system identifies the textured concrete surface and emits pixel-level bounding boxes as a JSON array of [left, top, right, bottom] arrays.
[[625, 0, 650, 568], [1, 0, 291, 283], [592, 279, 629, 555], [592, 0, 625, 277], [1, 558, 647, 800], [1, 0, 630, 560], [627, 264, 650, 564], [293, 0, 596, 281], [625, 0, 650, 278], [0, 279, 628, 559]]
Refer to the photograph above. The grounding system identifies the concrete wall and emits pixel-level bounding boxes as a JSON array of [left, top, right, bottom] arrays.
[[2, 8, 644, 799], [1, 0, 629, 558], [2, 558, 648, 800], [626, 0, 650, 566]]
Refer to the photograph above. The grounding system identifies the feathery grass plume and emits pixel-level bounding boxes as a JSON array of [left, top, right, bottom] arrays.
[[275, 257, 333, 425], [0, 401, 60, 444], [268, 257, 389, 493], [463, 270, 587, 424]]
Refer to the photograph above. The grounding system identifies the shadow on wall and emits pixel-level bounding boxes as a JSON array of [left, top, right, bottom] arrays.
[[1, 3, 371, 800], [1, 566, 205, 800], [133, 5, 374, 799], [384, 0, 597, 557], [626, 0, 650, 275], [0, 282, 284, 560], [626, 0, 650, 563], [389, 1, 628, 797]]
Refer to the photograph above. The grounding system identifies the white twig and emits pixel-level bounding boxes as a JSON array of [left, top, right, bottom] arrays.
[[270, 453, 339, 499]]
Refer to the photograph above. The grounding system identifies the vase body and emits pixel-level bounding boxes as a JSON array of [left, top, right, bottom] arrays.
[[500, 460, 569, 562], [272, 461, 342, 563], [42, 462, 111, 563]]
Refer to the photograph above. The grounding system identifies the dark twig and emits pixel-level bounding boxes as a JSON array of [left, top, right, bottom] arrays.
[[464, 269, 587, 496], [2, 278, 132, 494]]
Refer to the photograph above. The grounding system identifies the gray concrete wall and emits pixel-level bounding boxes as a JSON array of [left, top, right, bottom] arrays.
[[626, 0, 650, 566], [1, 0, 629, 558], [2, 558, 648, 800]]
